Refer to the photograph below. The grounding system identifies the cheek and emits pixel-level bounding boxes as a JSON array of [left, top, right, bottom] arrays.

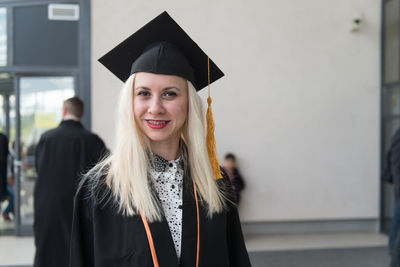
[[165, 97, 188, 122], [176, 99, 188, 122], [133, 100, 145, 119]]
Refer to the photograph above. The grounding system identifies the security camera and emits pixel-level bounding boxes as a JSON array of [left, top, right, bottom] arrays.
[[351, 13, 364, 32]]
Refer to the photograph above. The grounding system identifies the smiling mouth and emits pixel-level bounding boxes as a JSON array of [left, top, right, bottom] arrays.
[[146, 120, 170, 129]]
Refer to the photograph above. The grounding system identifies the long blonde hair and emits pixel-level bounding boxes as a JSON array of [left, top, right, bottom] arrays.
[[86, 74, 225, 222]]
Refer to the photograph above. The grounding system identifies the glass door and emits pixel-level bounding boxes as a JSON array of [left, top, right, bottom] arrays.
[[14, 75, 74, 235], [381, 0, 400, 233]]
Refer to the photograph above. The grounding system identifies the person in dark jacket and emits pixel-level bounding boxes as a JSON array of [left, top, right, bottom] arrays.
[[222, 153, 245, 205], [69, 12, 251, 267], [0, 133, 8, 203], [3, 141, 15, 221], [34, 96, 107, 267]]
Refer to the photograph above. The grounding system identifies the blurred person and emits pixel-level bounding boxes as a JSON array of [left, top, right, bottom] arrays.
[[383, 133, 400, 257], [3, 141, 17, 221], [34, 96, 107, 267], [69, 12, 251, 267], [0, 132, 8, 218], [222, 153, 245, 205], [2, 178, 14, 221]]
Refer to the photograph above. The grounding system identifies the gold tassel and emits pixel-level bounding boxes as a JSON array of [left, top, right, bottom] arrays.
[[206, 57, 222, 179]]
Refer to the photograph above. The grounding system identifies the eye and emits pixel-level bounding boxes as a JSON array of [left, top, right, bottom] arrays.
[[163, 91, 177, 98], [137, 90, 150, 97]]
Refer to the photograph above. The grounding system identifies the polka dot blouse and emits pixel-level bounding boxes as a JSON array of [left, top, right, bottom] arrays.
[[150, 154, 184, 259]]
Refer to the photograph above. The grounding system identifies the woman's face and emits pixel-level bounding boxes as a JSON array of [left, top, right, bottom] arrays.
[[133, 72, 188, 147]]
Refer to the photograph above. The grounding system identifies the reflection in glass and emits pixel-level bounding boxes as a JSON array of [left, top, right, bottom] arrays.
[[383, 118, 400, 232], [0, 95, 4, 132], [9, 94, 15, 142], [384, 0, 399, 83], [384, 119, 400, 156], [19, 76, 74, 225], [383, 86, 400, 116], [383, 119, 400, 231], [0, 8, 6, 66], [0, 73, 14, 139]]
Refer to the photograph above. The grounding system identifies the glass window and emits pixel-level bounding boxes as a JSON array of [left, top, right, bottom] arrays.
[[383, 86, 400, 116], [18, 76, 74, 225], [0, 8, 6, 66], [14, 5, 78, 66], [0, 95, 4, 132], [384, 0, 400, 83], [9, 94, 15, 142], [382, 118, 400, 230], [384, 118, 400, 155]]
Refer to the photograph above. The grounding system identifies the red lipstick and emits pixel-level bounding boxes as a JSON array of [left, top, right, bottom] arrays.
[[146, 120, 170, 129]]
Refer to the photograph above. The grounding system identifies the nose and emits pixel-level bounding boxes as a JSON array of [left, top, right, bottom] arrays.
[[148, 97, 165, 115]]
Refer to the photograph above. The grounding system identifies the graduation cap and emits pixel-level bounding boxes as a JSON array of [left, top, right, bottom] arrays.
[[98, 11, 224, 91], [98, 11, 223, 179]]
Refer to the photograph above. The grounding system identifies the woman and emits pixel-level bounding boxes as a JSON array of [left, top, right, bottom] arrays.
[[70, 12, 251, 267]]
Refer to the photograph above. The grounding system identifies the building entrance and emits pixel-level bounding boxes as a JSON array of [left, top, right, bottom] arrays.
[[0, 0, 90, 236]]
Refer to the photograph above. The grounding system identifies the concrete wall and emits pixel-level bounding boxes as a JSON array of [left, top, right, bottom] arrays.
[[91, 0, 381, 222]]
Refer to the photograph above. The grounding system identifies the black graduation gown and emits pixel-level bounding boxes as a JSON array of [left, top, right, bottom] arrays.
[[34, 120, 107, 267], [0, 133, 8, 201], [70, 172, 252, 267]]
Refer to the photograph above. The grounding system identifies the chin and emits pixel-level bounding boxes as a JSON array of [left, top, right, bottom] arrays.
[[146, 133, 173, 143]]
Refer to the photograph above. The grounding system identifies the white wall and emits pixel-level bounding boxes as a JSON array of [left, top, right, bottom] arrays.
[[91, 0, 381, 222]]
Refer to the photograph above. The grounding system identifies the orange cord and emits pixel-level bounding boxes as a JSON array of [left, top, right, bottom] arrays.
[[140, 211, 160, 267], [194, 184, 200, 267], [140, 182, 200, 267]]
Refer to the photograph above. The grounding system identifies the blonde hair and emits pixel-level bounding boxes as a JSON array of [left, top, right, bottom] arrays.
[[86, 74, 225, 222]]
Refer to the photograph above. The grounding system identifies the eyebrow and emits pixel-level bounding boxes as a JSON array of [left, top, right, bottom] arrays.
[[135, 86, 181, 91]]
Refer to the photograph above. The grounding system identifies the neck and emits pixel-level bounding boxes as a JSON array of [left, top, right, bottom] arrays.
[[150, 137, 180, 161], [63, 114, 80, 121]]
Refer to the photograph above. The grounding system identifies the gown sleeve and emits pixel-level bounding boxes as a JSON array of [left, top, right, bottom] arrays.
[[220, 169, 252, 267], [69, 177, 95, 267], [226, 205, 252, 267]]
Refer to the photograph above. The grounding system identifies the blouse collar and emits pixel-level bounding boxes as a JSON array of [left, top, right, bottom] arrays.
[[150, 152, 184, 173]]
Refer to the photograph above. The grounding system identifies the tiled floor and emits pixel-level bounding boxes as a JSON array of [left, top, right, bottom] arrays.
[[0, 232, 389, 266], [0, 236, 34, 266]]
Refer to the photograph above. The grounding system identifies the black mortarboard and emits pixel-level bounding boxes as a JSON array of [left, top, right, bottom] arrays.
[[98, 11, 224, 91]]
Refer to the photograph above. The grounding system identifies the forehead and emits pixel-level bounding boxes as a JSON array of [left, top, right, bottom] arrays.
[[134, 72, 187, 89]]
